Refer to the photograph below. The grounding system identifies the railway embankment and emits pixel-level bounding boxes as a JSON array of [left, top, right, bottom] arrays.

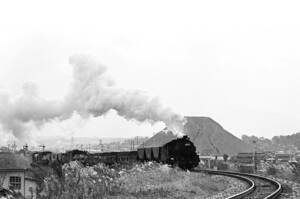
[[205, 177, 249, 199], [40, 161, 248, 199], [257, 162, 300, 198], [196, 169, 283, 198], [265, 176, 300, 198]]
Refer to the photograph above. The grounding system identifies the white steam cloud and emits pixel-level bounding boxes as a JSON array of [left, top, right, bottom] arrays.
[[0, 55, 185, 139]]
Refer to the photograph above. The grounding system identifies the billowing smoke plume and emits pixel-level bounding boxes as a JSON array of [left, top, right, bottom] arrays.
[[0, 82, 63, 140], [0, 55, 185, 139]]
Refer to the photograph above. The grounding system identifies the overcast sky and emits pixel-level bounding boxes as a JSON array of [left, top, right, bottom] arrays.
[[0, 1, 300, 144]]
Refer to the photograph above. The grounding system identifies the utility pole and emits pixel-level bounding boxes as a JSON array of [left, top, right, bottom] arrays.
[[70, 131, 74, 150], [39, 145, 45, 152], [12, 141, 17, 152], [252, 140, 257, 173], [131, 140, 134, 151]]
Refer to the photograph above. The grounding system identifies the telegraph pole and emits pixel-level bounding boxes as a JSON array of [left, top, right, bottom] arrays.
[[39, 145, 45, 152], [252, 140, 257, 173]]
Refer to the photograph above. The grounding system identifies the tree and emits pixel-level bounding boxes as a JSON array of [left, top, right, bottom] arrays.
[[223, 154, 228, 162]]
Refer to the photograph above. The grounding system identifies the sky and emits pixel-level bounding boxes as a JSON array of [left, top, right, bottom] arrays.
[[0, 1, 300, 145]]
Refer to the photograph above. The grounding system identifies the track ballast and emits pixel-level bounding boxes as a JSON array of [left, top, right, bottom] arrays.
[[193, 169, 282, 199]]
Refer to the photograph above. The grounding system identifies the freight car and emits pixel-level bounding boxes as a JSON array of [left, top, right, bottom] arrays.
[[137, 135, 199, 169], [87, 151, 138, 165], [32, 135, 199, 170], [63, 149, 89, 164], [32, 151, 53, 165], [31, 150, 88, 166]]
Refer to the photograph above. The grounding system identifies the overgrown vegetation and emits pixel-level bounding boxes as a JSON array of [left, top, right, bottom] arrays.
[[263, 162, 300, 183], [39, 162, 233, 199], [266, 166, 278, 175], [217, 162, 229, 170], [289, 162, 300, 178]]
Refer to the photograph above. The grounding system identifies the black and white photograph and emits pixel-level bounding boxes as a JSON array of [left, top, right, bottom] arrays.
[[0, 1, 300, 198]]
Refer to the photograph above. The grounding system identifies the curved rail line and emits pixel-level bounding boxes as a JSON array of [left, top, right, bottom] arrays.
[[193, 169, 282, 199]]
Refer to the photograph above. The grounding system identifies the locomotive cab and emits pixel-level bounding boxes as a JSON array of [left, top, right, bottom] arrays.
[[166, 136, 199, 169]]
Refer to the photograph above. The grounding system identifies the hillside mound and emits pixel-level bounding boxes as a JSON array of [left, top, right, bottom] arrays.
[[184, 117, 254, 155], [138, 128, 177, 148]]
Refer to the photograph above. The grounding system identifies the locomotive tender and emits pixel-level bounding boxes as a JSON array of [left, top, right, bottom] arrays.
[[32, 135, 199, 170]]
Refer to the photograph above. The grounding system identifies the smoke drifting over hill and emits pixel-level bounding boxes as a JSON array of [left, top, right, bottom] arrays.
[[0, 55, 184, 140]]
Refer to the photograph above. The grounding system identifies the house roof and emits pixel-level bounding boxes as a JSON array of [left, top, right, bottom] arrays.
[[0, 168, 26, 172], [0, 152, 31, 170]]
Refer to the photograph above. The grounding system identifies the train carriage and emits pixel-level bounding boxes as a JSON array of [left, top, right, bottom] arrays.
[[32, 133, 199, 170], [87, 151, 138, 165], [137, 148, 145, 160]]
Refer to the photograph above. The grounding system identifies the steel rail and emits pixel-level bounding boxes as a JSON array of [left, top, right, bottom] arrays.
[[193, 169, 282, 199]]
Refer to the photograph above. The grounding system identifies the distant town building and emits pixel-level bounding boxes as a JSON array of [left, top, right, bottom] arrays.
[[236, 152, 266, 164], [275, 153, 291, 162]]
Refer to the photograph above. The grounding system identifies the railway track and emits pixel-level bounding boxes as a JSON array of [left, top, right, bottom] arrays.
[[193, 169, 282, 199]]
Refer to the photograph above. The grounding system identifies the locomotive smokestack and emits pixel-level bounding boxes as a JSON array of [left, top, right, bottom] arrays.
[[182, 135, 189, 140]]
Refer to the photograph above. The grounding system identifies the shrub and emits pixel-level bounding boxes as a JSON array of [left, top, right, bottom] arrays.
[[217, 162, 228, 170], [223, 154, 229, 162], [288, 162, 300, 182], [266, 166, 278, 175], [238, 165, 254, 173], [41, 161, 121, 198], [281, 183, 293, 194]]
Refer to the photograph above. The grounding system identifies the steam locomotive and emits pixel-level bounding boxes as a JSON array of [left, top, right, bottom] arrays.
[[137, 135, 199, 169], [32, 136, 199, 170]]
